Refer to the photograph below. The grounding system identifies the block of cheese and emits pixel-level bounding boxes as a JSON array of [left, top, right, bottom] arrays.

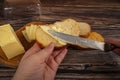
[[0, 24, 25, 59]]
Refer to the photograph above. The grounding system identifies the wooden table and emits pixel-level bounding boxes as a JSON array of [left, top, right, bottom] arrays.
[[0, 0, 120, 79]]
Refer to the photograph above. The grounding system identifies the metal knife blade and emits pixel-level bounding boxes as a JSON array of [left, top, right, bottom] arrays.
[[48, 30, 105, 51]]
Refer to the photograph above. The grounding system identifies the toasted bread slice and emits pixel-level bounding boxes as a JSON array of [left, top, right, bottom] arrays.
[[87, 32, 104, 42], [36, 27, 66, 48], [22, 30, 31, 42], [37, 19, 91, 48], [52, 19, 81, 36], [78, 22, 91, 37]]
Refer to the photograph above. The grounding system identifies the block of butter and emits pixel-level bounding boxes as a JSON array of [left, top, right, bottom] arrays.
[[0, 24, 25, 59]]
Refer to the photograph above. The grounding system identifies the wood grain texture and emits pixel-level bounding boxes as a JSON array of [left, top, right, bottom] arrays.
[[0, 0, 120, 80]]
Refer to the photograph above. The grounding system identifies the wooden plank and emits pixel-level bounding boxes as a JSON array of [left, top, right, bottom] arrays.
[[41, 0, 120, 7], [0, 0, 120, 79]]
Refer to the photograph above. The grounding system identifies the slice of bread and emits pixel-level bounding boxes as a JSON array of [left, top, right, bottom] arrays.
[[36, 27, 66, 48], [0, 22, 44, 67], [78, 22, 91, 36], [87, 32, 104, 42], [36, 19, 91, 48], [22, 30, 31, 42], [52, 19, 81, 36], [24, 24, 39, 42]]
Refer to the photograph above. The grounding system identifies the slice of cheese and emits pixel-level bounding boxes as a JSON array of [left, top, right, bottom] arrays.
[[77, 22, 91, 36], [0, 24, 25, 59]]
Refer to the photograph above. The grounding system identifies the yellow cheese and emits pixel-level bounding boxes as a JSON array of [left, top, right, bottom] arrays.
[[0, 24, 25, 59]]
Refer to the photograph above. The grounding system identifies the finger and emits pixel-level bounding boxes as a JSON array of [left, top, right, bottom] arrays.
[[105, 38, 120, 47], [52, 47, 66, 58], [113, 48, 120, 56], [21, 43, 41, 61], [55, 48, 68, 65], [36, 42, 55, 59]]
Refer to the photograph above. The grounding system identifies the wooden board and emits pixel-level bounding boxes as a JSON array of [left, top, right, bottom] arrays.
[[0, 0, 120, 79]]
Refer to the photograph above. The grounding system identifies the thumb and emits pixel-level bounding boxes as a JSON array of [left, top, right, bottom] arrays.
[[37, 42, 55, 59], [21, 43, 41, 61]]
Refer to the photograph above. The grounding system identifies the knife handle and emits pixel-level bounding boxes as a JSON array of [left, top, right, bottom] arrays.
[[104, 43, 117, 52]]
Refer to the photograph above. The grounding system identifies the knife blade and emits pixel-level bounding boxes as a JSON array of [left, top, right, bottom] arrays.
[[48, 30, 116, 52]]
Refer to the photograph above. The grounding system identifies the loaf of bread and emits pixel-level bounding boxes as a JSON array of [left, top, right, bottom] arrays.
[[0, 19, 104, 67]]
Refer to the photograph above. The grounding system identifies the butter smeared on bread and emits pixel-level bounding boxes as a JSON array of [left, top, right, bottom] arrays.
[[38, 19, 82, 47], [37, 19, 92, 48], [36, 27, 66, 48], [22, 18, 104, 48]]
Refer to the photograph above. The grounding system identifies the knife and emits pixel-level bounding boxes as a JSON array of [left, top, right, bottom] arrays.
[[48, 30, 116, 52]]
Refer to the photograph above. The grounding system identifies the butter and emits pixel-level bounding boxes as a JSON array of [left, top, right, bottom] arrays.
[[0, 24, 25, 59], [40, 25, 66, 45], [22, 30, 31, 42]]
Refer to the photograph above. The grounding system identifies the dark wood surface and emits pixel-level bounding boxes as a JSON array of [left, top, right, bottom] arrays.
[[0, 0, 120, 80]]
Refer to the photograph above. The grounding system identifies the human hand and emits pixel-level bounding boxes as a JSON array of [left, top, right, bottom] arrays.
[[12, 42, 68, 80], [105, 38, 120, 56]]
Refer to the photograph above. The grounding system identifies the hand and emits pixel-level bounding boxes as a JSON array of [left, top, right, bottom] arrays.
[[105, 38, 120, 56], [12, 42, 68, 80]]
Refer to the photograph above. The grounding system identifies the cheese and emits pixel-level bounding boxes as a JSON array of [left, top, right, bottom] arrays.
[[0, 24, 25, 59]]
